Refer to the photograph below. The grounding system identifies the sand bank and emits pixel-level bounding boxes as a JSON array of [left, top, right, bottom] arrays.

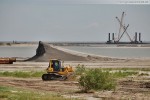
[[26, 41, 150, 62], [27, 41, 88, 61]]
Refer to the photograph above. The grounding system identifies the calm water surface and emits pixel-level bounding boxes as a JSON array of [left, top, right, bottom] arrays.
[[0, 46, 37, 57], [0, 46, 150, 58], [62, 46, 150, 58]]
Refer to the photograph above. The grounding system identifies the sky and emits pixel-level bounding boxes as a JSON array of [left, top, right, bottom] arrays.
[[0, 0, 150, 42]]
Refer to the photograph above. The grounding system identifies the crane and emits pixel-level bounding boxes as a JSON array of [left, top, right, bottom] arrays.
[[116, 12, 133, 42], [117, 24, 129, 42]]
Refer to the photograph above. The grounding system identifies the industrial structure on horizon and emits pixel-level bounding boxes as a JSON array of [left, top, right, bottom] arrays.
[[107, 12, 143, 44]]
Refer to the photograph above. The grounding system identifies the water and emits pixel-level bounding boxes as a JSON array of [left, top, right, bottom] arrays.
[[0, 45, 150, 58], [0, 46, 37, 58], [62, 46, 150, 58]]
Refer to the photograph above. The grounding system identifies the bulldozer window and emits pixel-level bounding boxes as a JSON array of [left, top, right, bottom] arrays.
[[55, 62, 58, 66], [52, 61, 60, 71]]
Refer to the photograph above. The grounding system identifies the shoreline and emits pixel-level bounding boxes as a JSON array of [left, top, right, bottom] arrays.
[[0, 44, 38, 47], [53, 45, 150, 60], [0, 42, 150, 47], [0, 43, 150, 60], [1, 42, 150, 47]]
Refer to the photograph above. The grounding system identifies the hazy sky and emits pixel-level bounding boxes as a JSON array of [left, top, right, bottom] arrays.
[[0, 0, 150, 42]]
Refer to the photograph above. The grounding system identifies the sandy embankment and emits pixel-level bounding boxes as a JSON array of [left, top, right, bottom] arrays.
[[26, 41, 88, 61], [26, 41, 122, 62]]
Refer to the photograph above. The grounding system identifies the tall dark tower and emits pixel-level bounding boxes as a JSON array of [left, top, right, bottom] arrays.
[[112, 33, 115, 40], [135, 32, 137, 42], [107, 33, 111, 43], [108, 33, 110, 41], [139, 33, 141, 42]]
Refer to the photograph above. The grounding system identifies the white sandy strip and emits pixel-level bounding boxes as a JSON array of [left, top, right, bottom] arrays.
[[1, 61, 150, 72]]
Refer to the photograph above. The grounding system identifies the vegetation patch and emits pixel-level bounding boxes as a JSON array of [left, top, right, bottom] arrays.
[[78, 68, 116, 92], [102, 68, 150, 71], [75, 64, 86, 75], [112, 70, 138, 78], [0, 71, 44, 78], [75, 66, 139, 78], [0, 86, 75, 100], [76, 66, 140, 92]]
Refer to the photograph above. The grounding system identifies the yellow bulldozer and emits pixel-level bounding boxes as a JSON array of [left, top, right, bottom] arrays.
[[42, 59, 74, 81]]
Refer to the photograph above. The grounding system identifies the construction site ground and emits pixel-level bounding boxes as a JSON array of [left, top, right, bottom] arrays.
[[0, 60, 150, 100]]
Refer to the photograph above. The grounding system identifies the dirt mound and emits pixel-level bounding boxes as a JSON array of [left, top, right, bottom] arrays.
[[26, 41, 119, 62], [27, 41, 88, 61]]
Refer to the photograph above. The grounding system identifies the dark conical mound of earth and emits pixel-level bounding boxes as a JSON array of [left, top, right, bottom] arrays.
[[27, 41, 119, 62], [27, 41, 88, 62]]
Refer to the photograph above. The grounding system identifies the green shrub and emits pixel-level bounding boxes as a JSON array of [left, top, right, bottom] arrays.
[[75, 64, 86, 75], [78, 68, 116, 92]]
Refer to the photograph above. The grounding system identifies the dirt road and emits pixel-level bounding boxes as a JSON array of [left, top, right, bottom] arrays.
[[0, 59, 150, 71]]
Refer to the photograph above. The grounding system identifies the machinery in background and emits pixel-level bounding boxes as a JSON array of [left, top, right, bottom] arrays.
[[107, 12, 143, 44], [0, 58, 16, 64]]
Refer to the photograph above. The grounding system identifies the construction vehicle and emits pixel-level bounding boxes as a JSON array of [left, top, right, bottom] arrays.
[[0, 58, 16, 64], [42, 59, 74, 81]]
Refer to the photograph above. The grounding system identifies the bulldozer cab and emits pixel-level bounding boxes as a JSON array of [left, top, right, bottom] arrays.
[[49, 59, 61, 72]]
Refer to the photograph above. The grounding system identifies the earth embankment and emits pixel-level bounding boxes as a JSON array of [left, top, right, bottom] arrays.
[[27, 41, 89, 61], [27, 41, 121, 62]]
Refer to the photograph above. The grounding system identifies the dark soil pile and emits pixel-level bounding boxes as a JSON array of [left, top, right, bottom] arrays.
[[27, 41, 119, 62], [27, 41, 88, 61]]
